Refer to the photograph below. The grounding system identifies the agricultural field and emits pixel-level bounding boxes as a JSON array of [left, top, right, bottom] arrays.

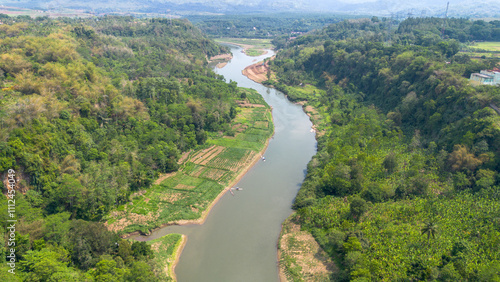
[[463, 41, 500, 59], [469, 41, 500, 52], [105, 88, 273, 235]]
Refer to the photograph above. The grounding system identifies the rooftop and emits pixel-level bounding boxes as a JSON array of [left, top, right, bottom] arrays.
[[472, 73, 494, 79]]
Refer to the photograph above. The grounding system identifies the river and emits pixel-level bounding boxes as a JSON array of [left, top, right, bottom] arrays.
[[133, 45, 317, 281]]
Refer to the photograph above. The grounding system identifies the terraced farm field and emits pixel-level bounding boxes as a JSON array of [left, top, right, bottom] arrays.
[[105, 88, 273, 235], [464, 41, 500, 59]]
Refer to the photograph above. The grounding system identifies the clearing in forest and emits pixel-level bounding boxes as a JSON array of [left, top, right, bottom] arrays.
[[279, 214, 337, 282], [465, 41, 500, 59], [469, 41, 500, 52]]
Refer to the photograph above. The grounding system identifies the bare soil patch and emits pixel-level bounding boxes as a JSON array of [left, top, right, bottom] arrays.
[[280, 217, 337, 281], [131, 190, 147, 199], [106, 217, 132, 233], [178, 150, 191, 164], [174, 184, 196, 190], [191, 145, 226, 165], [190, 166, 206, 177], [107, 210, 161, 233], [202, 168, 227, 181], [231, 123, 248, 135], [154, 171, 177, 185], [216, 62, 228, 68], [200, 146, 225, 165], [242, 56, 275, 83], [236, 101, 266, 108], [305, 105, 319, 116], [160, 193, 183, 203], [209, 53, 232, 61], [191, 145, 214, 161]]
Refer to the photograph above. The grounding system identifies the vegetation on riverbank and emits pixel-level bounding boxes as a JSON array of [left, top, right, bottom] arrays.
[[189, 14, 358, 39], [147, 234, 185, 281], [272, 17, 500, 281], [105, 88, 273, 235], [279, 213, 336, 282], [0, 14, 271, 280], [215, 38, 273, 56]]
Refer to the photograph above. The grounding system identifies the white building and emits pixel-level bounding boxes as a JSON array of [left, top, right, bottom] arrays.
[[470, 69, 500, 86]]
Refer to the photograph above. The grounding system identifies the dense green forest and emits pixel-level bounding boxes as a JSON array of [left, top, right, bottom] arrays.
[[0, 14, 244, 280], [397, 17, 500, 43], [187, 13, 360, 39], [271, 17, 500, 281], [272, 16, 500, 51]]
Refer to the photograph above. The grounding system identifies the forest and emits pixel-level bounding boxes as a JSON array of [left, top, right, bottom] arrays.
[[0, 14, 245, 281], [270, 17, 500, 281], [1, 11, 500, 281], [188, 13, 359, 39], [271, 16, 500, 51]]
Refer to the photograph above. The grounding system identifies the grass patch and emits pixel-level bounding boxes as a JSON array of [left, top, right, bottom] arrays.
[[463, 42, 500, 59], [469, 41, 500, 52], [245, 48, 266, 56], [148, 233, 184, 281]]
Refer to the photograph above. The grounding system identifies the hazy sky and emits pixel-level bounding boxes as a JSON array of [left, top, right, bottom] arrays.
[[336, 0, 378, 3], [6, 0, 498, 17]]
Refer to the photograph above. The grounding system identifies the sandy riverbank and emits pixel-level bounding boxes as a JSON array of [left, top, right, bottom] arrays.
[[169, 235, 187, 281], [242, 57, 274, 84], [216, 40, 270, 56], [208, 53, 233, 69]]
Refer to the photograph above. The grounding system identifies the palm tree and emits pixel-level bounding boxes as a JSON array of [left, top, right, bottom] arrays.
[[421, 221, 438, 243]]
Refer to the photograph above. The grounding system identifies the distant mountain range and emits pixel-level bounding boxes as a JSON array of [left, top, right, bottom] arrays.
[[2, 0, 500, 18]]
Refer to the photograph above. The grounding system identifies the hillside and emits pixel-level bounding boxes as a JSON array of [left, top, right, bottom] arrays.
[[271, 17, 500, 281], [0, 15, 258, 281]]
